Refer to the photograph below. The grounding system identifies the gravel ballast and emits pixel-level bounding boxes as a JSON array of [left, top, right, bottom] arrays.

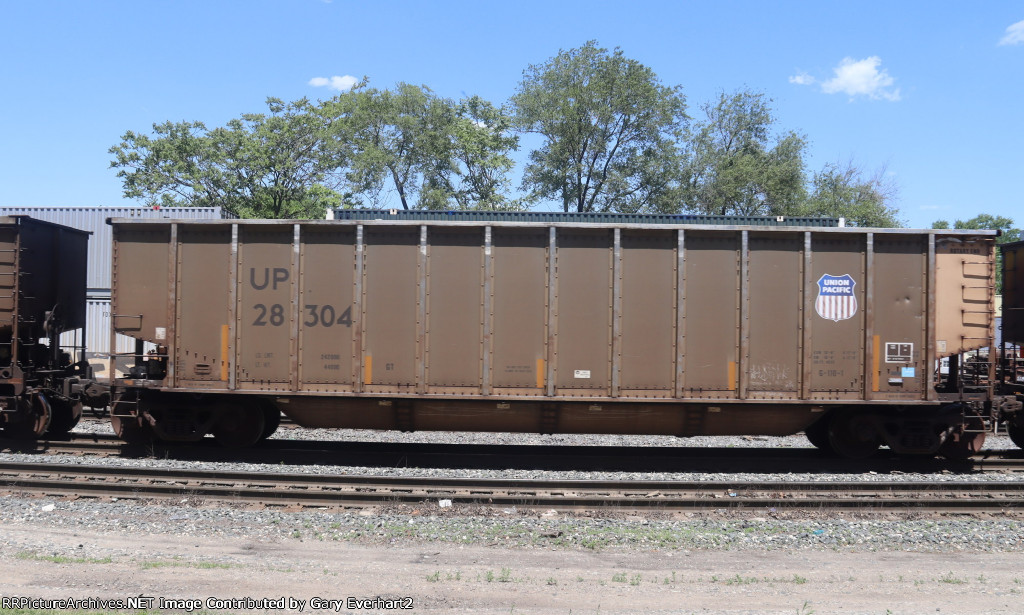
[[0, 420, 1022, 554]]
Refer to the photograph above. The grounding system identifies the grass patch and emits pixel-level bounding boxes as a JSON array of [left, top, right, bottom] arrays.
[[140, 560, 235, 570], [15, 551, 112, 565], [939, 572, 968, 585]]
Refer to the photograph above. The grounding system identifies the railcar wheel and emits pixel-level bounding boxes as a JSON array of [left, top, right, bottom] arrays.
[[212, 403, 265, 448], [258, 400, 281, 441], [939, 412, 986, 460], [1009, 422, 1024, 449], [804, 418, 834, 453], [828, 411, 880, 459], [6, 393, 52, 439], [110, 392, 153, 444], [110, 414, 153, 445], [46, 398, 83, 435]]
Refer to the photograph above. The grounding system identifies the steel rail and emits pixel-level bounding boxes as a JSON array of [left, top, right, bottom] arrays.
[[7, 434, 1024, 474], [1, 461, 1023, 513]]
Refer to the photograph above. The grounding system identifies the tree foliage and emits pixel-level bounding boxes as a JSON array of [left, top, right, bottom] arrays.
[[326, 86, 519, 211], [109, 98, 338, 219], [801, 161, 902, 227], [683, 90, 807, 216], [110, 41, 908, 224], [511, 41, 688, 213]]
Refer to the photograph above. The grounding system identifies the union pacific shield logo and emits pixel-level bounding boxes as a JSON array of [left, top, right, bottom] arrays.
[[815, 274, 858, 322]]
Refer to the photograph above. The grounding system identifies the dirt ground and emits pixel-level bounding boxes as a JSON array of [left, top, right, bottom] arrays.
[[1, 519, 1022, 615]]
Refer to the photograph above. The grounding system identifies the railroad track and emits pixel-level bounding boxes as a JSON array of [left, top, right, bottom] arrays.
[[5, 433, 1024, 475], [0, 460, 1022, 513]]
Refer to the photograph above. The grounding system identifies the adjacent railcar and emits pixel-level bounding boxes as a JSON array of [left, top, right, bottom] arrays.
[[0, 216, 96, 436], [108, 214, 1017, 457], [1003, 240, 1024, 350], [1001, 241, 1024, 411]]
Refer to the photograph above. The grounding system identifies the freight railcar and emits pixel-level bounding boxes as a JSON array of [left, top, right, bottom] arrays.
[[0, 216, 102, 436], [1002, 240, 1024, 419], [107, 213, 1023, 457]]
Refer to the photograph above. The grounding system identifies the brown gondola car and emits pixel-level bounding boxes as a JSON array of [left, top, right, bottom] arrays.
[[0, 216, 94, 436], [107, 213, 1023, 457]]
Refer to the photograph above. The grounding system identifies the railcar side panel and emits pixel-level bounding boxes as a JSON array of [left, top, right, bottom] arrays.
[[619, 230, 676, 395], [425, 228, 484, 391], [746, 232, 802, 398], [490, 229, 547, 392], [362, 227, 419, 390], [554, 229, 613, 394], [237, 227, 294, 388], [682, 231, 740, 397], [297, 227, 356, 389], [870, 235, 927, 398], [807, 234, 865, 398], [111, 226, 171, 345], [175, 227, 231, 386]]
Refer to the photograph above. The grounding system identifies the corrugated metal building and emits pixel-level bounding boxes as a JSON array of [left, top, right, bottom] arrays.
[[0, 206, 231, 371]]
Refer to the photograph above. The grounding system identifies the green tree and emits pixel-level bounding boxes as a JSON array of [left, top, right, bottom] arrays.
[[802, 161, 902, 227], [511, 41, 688, 213], [682, 89, 807, 216], [933, 214, 1020, 293], [109, 98, 339, 219], [323, 84, 519, 210], [419, 96, 522, 210]]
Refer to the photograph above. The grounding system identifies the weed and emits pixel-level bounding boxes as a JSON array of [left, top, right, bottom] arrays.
[[16, 551, 112, 565], [427, 571, 441, 582], [791, 574, 808, 585], [612, 572, 627, 583], [795, 601, 815, 615], [629, 574, 642, 586], [939, 572, 967, 585], [725, 574, 758, 585], [546, 577, 558, 586], [140, 560, 233, 570]]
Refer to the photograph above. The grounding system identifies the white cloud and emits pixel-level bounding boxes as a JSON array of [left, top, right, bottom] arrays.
[[788, 72, 815, 86], [820, 56, 901, 102], [1000, 20, 1024, 45], [308, 75, 358, 91]]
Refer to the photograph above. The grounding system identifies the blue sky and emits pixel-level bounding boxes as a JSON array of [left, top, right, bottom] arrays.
[[1, 1, 1021, 229]]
